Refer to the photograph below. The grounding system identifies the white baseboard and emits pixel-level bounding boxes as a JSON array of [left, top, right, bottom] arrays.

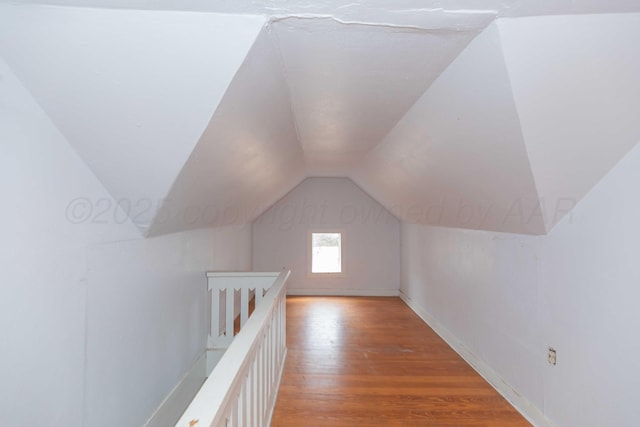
[[399, 291, 554, 427], [287, 288, 400, 297], [144, 353, 207, 427], [266, 348, 287, 427]]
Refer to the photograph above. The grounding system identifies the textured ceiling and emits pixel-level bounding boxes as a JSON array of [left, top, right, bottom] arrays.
[[272, 16, 485, 176], [1, 1, 639, 235], [9, 0, 640, 21]]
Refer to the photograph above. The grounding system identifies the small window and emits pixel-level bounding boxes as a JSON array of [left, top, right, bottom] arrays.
[[310, 231, 343, 274]]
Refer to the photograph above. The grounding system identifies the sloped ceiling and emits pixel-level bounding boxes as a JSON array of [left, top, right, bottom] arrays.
[[1, 1, 639, 236], [498, 14, 640, 231], [354, 12, 640, 234], [0, 4, 266, 233], [147, 28, 305, 236], [272, 16, 490, 176], [352, 22, 545, 235], [9, 0, 640, 20]]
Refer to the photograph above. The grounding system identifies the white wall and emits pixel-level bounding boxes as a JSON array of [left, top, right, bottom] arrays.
[[149, 27, 305, 236], [497, 14, 640, 231], [353, 22, 544, 235], [0, 3, 266, 233], [401, 141, 640, 427], [253, 178, 400, 295], [0, 57, 252, 426]]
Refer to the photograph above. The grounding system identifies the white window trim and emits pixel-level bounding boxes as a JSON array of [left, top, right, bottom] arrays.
[[307, 229, 346, 278]]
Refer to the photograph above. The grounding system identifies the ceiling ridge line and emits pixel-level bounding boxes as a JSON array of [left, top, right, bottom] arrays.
[[350, 22, 494, 171], [493, 20, 549, 234], [265, 19, 307, 168], [268, 13, 494, 33]]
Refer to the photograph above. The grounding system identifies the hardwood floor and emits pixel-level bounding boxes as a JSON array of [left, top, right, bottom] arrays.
[[271, 296, 530, 427]]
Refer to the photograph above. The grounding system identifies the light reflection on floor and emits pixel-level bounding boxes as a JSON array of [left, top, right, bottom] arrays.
[[302, 300, 345, 373]]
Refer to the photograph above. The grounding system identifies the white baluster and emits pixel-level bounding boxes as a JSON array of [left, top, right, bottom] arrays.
[[251, 358, 257, 427], [233, 393, 239, 427], [211, 286, 220, 343], [240, 382, 247, 427], [257, 341, 262, 425], [268, 325, 274, 392], [256, 286, 263, 307], [241, 286, 249, 328], [262, 339, 267, 421], [226, 288, 234, 340]]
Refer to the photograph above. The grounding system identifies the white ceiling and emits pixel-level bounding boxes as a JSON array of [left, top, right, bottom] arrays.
[[9, 0, 640, 21], [1, 1, 639, 235], [354, 13, 640, 234], [148, 28, 306, 236], [353, 22, 545, 234], [0, 4, 265, 232], [273, 16, 486, 176], [498, 14, 640, 231]]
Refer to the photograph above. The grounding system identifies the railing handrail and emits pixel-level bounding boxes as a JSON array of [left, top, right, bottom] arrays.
[[206, 272, 280, 278], [175, 269, 290, 427]]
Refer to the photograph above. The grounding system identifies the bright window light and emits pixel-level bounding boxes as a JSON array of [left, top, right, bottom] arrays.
[[311, 232, 342, 274]]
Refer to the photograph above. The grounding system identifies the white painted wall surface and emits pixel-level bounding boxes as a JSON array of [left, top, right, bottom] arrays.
[[401, 141, 640, 427], [353, 22, 545, 235], [148, 28, 305, 236], [253, 178, 400, 295], [498, 14, 640, 231], [0, 4, 265, 233], [0, 57, 252, 427]]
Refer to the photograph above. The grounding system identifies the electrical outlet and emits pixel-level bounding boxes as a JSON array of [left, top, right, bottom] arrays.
[[548, 347, 557, 366]]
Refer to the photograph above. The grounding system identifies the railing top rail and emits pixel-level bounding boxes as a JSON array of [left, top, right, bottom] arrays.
[[206, 271, 280, 278], [176, 269, 290, 427]]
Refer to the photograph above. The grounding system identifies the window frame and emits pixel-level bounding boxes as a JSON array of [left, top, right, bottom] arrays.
[[307, 229, 346, 278]]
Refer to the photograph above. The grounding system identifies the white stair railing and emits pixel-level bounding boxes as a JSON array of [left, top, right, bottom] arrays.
[[205, 272, 281, 373], [175, 270, 289, 427]]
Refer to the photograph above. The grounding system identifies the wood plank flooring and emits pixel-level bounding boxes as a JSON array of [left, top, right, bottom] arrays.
[[271, 296, 530, 427]]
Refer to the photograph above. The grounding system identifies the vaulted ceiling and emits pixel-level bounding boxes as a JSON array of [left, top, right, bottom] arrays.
[[1, 1, 639, 236]]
